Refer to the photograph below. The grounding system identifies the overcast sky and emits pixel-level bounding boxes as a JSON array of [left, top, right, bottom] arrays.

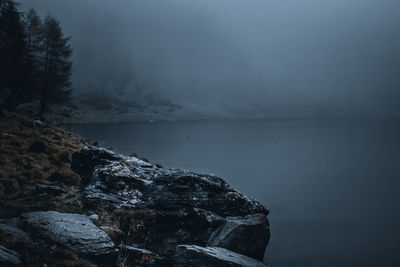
[[21, 0, 400, 117]]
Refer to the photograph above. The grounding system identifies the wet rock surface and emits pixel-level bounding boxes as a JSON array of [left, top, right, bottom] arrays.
[[0, 245, 21, 265], [70, 146, 269, 262], [72, 146, 268, 216], [21, 211, 115, 255], [207, 213, 270, 261], [0, 141, 270, 266], [174, 245, 267, 267], [0, 223, 32, 244]]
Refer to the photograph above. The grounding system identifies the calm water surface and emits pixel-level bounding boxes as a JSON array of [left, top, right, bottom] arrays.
[[67, 119, 400, 266]]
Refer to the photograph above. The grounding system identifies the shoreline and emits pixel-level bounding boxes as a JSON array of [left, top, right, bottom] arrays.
[[0, 109, 270, 266]]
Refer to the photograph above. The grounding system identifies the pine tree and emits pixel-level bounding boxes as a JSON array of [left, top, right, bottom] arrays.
[[25, 9, 43, 62], [0, 0, 27, 105], [23, 8, 43, 99], [39, 15, 72, 117]]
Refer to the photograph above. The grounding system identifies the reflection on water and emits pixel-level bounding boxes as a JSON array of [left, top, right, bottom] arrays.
[[67, 119, 400, 266]]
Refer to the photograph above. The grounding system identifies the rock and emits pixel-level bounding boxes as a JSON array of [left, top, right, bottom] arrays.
[[21, 211, 115, 256], [0, 245, 21, 265], [71, 146, 269, 262], [40, 135, 60, 144], [114, 208, 226, 256], [89, 214, 99, 222], [73, 146, 267, 217], [71, 146, 151, 186], [0, 223, 32, 243], [2, 132, 17, 138], [34, 184, 67, 195], [207, 213, 269, 261], [174, 245, 266, 267], [34, 119, 46, 127]]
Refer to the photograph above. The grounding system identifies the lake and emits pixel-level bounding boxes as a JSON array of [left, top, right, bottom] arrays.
[[67, 119, 400, 266]]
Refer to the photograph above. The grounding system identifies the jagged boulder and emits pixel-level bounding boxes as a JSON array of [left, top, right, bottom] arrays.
[[0, 245, 21, 265], [21, 211, 115, 256], [174, 245, 266, 267], [71, 146, 151, 186], [207, 213, 270, 261], [72, 146, 268, 217], [71, 146, 270, 263], [0, 223, 32, 243]]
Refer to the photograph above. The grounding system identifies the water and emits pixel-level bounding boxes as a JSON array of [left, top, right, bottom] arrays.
[[67, 119, 400, 266]]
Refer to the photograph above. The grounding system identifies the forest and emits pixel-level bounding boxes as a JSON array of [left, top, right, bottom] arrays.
[[0, 0, 71, 117]]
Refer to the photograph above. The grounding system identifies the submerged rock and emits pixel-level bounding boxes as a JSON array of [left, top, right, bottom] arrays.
[[207, 213, 270, 261], [21, 211, 115, 255], [0, 245, 21, 265], [174, 245, 266, 267]]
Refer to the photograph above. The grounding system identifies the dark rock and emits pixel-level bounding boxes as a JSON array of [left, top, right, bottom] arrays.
[[0, 223, 32, 243], [2, 132, 17, 138], [174, 245, 266, 267], [34, 184, 67, 195], [0, 245, 21, 265], [207, 213, 270, 261], [71, 146, 269, 263], [40, 135, 60, 144], [34, 119, 46, 127], [71, 146, 151, 186], [21, 211, 115, 256], [73, 146, 267, 217]]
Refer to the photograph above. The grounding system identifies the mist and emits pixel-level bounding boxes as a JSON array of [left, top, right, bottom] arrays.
[[3, 1, 400, 265], [21, 0, 400, 118]]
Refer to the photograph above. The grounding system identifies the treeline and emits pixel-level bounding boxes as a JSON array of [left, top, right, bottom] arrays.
[[0, 0, 72, 117]]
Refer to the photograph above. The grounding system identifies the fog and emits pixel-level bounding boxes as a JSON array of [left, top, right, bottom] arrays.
[[21, 0, 400, 117]]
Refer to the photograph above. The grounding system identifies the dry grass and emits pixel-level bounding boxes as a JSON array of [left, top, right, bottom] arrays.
[[112, 209, 156, 245], [0, 109, 88, 218]]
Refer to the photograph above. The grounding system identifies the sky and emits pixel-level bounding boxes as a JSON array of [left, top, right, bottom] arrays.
[[21, 0, 400, 117]]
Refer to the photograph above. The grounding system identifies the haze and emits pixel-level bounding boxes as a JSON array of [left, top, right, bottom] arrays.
[[21, 0, 400, 118]]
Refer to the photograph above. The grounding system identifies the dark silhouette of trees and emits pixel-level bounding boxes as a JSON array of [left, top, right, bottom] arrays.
[[39, 15, 72, 117], [0, 0, 27, 106], [0, 1, 72, 117], [24, 8, 43, 99]]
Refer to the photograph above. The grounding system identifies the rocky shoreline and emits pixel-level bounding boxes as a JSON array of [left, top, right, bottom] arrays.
[[0, 110, 270, 266]]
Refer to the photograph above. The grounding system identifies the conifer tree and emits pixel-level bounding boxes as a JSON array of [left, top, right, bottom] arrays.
[[23, 8, 43, 99], [0, 0, 27, 105], [25, 9, 43, 62], [39, 15, 72, 116]]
